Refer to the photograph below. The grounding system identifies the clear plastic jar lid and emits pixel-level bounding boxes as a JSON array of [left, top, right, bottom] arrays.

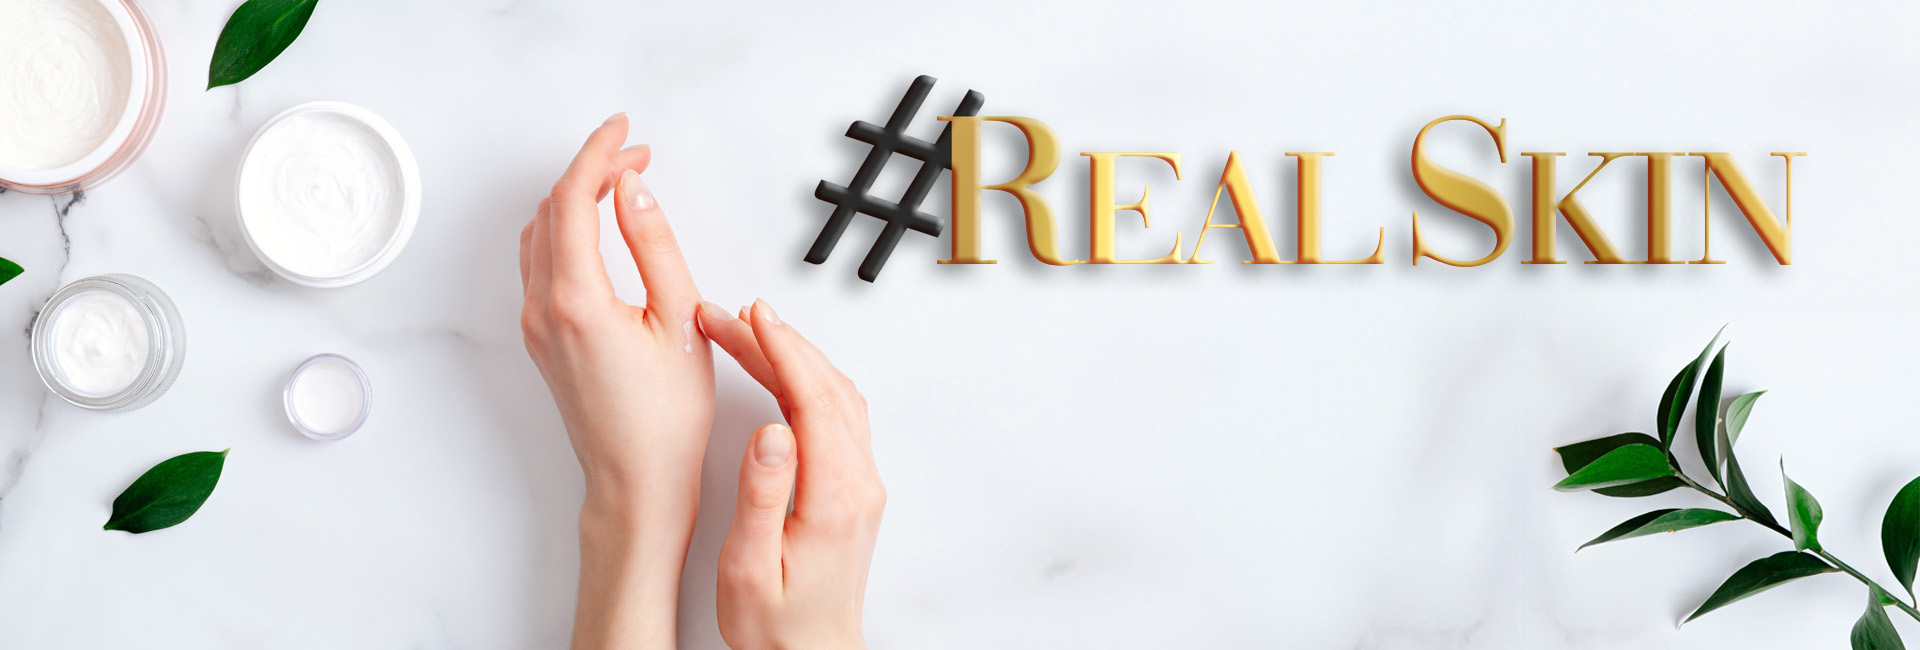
[[283, 353, 372, 441]]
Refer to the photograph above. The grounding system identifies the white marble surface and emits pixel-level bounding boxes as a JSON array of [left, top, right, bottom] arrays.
[[2, 0, 1918, 648]]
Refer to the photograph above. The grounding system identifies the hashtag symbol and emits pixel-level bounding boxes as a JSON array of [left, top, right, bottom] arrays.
[[809, 75, 984, 282]]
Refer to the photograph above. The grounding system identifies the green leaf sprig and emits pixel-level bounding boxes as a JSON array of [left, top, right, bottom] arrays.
[[1555, 330, 1920, 650], [0, 257, 21, 286], [208, 0, 319, 90], [105, 450, 228, 534]]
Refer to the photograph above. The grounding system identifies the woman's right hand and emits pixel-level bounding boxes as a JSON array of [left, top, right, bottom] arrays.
[[699, 299, 886, 650]]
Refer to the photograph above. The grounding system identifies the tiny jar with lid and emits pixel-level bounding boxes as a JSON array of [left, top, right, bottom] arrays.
[[282, 353, 372, 441], [31, 274, 186, 411]]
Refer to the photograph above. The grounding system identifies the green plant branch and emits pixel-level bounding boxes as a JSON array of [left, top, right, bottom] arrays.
[[1560, 334, 1920, 646], [1817, 550, 1920, 623], [1669, 457, 1920, 623], [1669, 469, 1791, 537]]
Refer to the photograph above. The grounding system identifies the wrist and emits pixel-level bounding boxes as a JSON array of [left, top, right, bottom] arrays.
[[574, 443, 707, 517], [581, 480, 699, 539], [572, 492, 697, 650], [560, 416, 709, 650], [567, 424, 711, 505]]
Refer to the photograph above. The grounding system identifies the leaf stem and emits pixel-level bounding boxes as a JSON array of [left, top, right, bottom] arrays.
[[1669, 461, 1920, 622], [1671, 470, 1791, 537], [1815, 550, 1920, 623]]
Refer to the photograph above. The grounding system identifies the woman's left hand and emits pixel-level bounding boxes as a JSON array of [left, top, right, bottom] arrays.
[[519, 113, 713, 650]]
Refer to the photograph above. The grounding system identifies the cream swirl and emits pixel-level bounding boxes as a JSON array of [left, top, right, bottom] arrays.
[[52, 289, 149, 397], [239, 111, 405, 278], [0, 0, 131, 171]]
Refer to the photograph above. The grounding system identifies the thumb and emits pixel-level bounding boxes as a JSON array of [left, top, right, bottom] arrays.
[[720, 423, 797, 593]]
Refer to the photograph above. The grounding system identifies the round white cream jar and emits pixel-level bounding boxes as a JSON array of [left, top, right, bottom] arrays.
[[237, 102, 421, 287], [0, 0, 167, 194], [31, 274, 186, 411]]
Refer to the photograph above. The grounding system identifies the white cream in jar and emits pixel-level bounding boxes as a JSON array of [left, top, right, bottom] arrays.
[[49, 289, 148, 396], [238, 102, 421, 287], [32, 274, 185, 411], [0, 0, 133, 171]]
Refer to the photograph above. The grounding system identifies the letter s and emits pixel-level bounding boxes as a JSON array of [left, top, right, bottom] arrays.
[[1410, 115, 1513, 267]]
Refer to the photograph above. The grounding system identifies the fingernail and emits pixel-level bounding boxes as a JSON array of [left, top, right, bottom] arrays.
[[604, 111, 627, 125], [754, 424, 793, 468], [700, 301, 732, 321], [754, 298, 779, 324], [620, 170, 655, 210]]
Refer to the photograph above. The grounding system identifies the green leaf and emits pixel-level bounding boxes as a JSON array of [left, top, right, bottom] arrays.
[[1721, 437, 1781, 530], [104, 450, 228, 534], [1577, 508, 1741, 551], [1657, 328, 1725, 450], [1554, 434, 1685, 497], [208, 0, 319, 90], [1724, 391, 1765, 449], [1552, 444, 1675, 492], [0, 257, 20, 286], [1656, 365, 1694, 451], [1594, 477, 1688, 498], [1685, 551, 1838, 623], [1852, 586, 1906, 650], [1883, 476, 1920, 600], [1695, 347, 1726, 486], [1557, 433, 1661, 473], [1783, 462, 1824, 552]]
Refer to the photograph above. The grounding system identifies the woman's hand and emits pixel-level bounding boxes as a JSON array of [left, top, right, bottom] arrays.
[[700, 300, 886, 650], [519, 113, 712, 650]]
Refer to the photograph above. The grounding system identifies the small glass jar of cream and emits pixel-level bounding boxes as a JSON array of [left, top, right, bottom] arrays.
[[283, 354, 372, 441], [0, 0, 168, 194], [31, 274, 185, 411]]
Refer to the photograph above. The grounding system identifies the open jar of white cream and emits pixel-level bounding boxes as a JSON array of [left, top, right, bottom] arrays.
[[0, 0, 167, 194], [31, 274, 185, 411], [237, 101, 422, 287]]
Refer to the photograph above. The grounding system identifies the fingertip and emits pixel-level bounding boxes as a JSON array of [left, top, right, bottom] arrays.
[[556, 113, 631, 201], [616, 168, 639, 205], [698, 301, 739, 346], [619, 169, 655, 211], [615, 144, 652, 168], [739, 423, 798, 513], [598, 146, 653, 201], [751, 298, 780, 326], [621, 144, 653, 174], [752, 423, 794, 469], [587, 112, 629, 149]]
